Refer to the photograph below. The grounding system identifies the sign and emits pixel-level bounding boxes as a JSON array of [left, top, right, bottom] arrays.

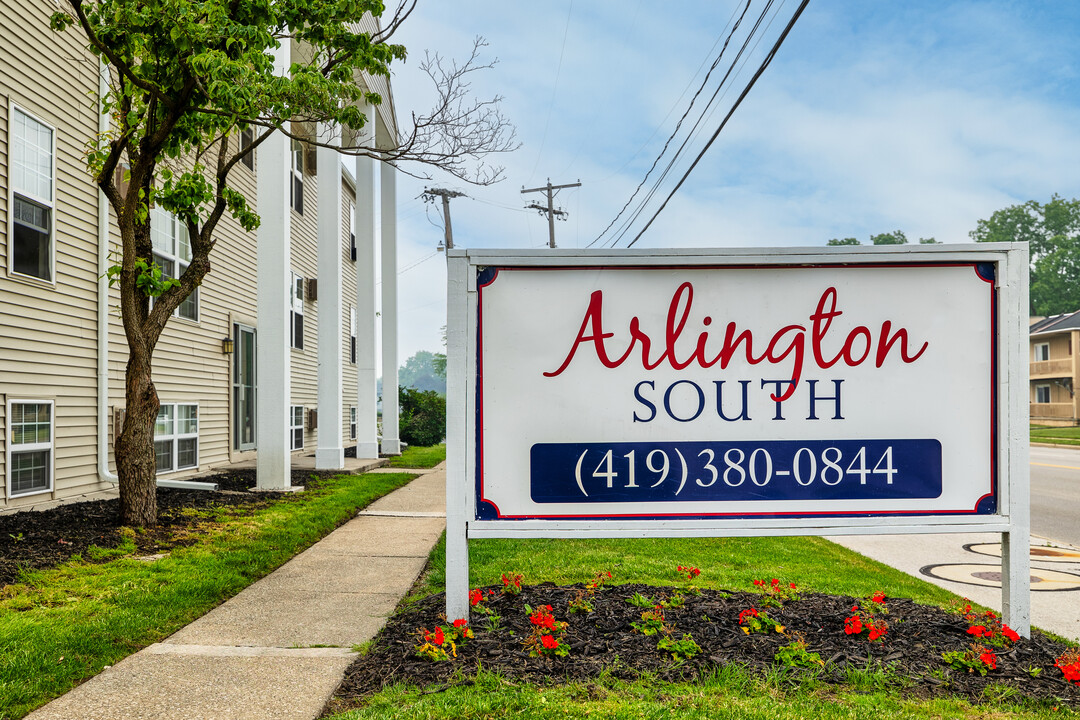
[[445, 247, 1028, 631]]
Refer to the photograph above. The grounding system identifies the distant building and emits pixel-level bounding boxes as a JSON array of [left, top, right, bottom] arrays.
[[1029, 312, 1080, 426]]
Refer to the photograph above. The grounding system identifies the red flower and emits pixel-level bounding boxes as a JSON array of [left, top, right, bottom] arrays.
[[771, 578, 780, 586], [844, 616, 863, 635], [453, 618, 468, 628], [541, 635, 559, 650], [789, 583, 797, 589], [868, 627, 886, 641], [1002, 625, 1020, 643], [967, 625, 986, 638], [738, 608, 759, 624], [871, 592, 886, 603], [469, 589, 483, 606], [753, 580, 765, 587], [851, 605, 859, 613], [980, 650, 997, 670], [432, 627, 444, 645]]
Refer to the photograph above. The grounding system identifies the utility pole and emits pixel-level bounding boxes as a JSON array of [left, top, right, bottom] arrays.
[[521, 178, 581, 248], [421, 187, 465, 249]]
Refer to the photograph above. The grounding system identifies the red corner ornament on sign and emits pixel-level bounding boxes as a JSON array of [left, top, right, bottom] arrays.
[[543, 283, 928, 402]]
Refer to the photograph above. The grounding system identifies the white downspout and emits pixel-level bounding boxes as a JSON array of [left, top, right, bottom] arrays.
[[97, 60, 118, 485]]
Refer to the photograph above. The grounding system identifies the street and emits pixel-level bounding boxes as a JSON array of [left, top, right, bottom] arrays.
[[1030, 444, 1080, 547]]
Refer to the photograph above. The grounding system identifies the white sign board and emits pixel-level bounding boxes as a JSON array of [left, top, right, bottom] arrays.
[[445, 246, 1028, 630]]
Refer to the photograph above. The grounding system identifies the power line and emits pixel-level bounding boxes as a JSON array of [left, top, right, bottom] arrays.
[[626, 0, 811, 248], [521, 178, 582, 248], [588, 0, 758, 248], [529, 0, 575, 182]]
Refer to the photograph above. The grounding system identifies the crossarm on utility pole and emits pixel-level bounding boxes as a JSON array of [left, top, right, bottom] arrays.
[[521, 178, 581, 248]]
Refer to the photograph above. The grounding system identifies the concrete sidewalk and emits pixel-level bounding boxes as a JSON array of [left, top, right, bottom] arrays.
[[27, 464, 447, 720]]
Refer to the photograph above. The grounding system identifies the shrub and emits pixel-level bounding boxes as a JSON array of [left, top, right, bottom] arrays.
[[398, 386, 446, 447]]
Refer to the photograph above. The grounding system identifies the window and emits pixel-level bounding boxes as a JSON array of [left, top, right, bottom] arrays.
[[348, 202, 356, 261], [349, 306, 356, 364], [1035, 385, 1051, 404], [350, 406, 357, 441], [239, 127, 254, 170], [290, 139, 304, 214], [6, 400, 54, 497], [151, 206, 198, 321], [290, 405, 304, 450], [154, 403, 199, 473], [9, 107, 55, 282], [1034, 343, 1050, 362], [290, 272, 304, 350]]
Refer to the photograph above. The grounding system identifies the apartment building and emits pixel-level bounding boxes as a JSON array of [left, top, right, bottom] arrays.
[[1029, 312, 1080, 426], [1, 2, 400, 508]]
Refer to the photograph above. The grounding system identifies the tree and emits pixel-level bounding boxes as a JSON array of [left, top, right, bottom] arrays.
[[827, 237, 860, 246], [398, 387, 446, 447], [50, 0, 515, 525], [972, 195, 1080, 315], [869, 230, 908, 245], [399, 351, 446, 395]]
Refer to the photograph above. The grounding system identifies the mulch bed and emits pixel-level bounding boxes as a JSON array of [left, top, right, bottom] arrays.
[[332, 583, 1080, 712], [0, 468, 340, 587]]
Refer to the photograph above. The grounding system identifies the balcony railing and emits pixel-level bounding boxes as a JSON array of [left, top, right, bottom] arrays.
[[1030, 358, 1073, 378], [1030, 402, 1075, 420]]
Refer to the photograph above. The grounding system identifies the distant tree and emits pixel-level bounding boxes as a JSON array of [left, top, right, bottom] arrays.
[[399, 351, 446, 394], [919, 237, 940, 244], [398, 387, 446, 447], [432, 353, 447, 379], [870, 231, 908, 245], [972, 195, 1080, 315], [827, 237, 861, 246]]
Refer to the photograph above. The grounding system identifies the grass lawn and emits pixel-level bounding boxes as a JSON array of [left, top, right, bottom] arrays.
[[0, 471, 416, 720], [331, 535, 1079, 719], [387, 444, 446, 468], [1031, 425, 1080, 446]]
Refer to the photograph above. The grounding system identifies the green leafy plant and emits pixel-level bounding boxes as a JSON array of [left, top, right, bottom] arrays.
[[959, 604, 1020, 649], [414, 618, 473, 662], [774, 634, 824, 669], [738, 607, 784, 635], [398, 387, 447, 447], [632, 607, 668, 636], [753, 577, 801, 607], [657, 633, 701, 660], [942, 644, 997, 675], [626, 592, 655, 608], [662, 592, 686, 609]]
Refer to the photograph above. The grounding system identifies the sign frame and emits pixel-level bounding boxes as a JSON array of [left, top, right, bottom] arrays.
[[445, 244, 1030, 632]]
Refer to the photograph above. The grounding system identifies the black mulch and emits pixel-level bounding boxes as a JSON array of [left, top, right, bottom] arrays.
[[0, 468, 340, 587], [331, 583, 1080, 712]]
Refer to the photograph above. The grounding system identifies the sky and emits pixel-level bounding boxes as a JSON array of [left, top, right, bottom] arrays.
[[377, 0, 1080, 364]]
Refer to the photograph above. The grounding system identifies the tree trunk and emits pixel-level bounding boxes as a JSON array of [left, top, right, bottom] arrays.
[[115, 347, 159, 526]]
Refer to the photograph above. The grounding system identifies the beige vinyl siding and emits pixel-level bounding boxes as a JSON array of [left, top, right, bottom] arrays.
[[1, 1, 106, 507]]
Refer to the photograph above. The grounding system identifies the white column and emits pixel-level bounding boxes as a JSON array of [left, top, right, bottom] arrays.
[[354, 105, 380, 459], [315, 124, 344, 469], [380, 161, 400, 454], [255, 40, 292, 490]]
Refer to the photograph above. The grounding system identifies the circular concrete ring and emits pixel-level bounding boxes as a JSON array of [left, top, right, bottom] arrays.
[[964, 542, 1080, 564], [920, 563, 1080, 591]]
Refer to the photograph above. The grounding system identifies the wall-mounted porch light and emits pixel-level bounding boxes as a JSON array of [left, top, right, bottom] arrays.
[[222, 337, 235, 355]]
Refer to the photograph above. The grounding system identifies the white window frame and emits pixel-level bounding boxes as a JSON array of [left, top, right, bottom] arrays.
[[1034, 342, 1050, 362], [290, 271, 305, 350], [151, 206, 198, 322], [5, 399, 55, 499], [290, 139, 304, 214], [290, 405, 304, 450], [1035, 384, 1051, 404], [154, 402, 199, 474], [349, 305, 356, 364], [350, 406, 357, 441], [7, 104, 57, 285]]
